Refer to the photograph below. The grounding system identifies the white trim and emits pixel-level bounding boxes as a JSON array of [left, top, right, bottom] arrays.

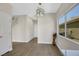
[[56, 41, 65, 56], [59, 35, 79, 46], [12, 40, 27, 42], [38, 41, 52, 44], [57, 35, 79, 56], [12, 39, 33, 43], [0, 47, 12, 56], [65, 15, 67, 37], [57, 4, 77, 19]]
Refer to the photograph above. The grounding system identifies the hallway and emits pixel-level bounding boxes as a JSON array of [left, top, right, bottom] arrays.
[[3, 39, 62, 56]]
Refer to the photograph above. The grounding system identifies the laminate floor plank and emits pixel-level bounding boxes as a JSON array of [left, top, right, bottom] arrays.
[[3, 39, 62, 56]]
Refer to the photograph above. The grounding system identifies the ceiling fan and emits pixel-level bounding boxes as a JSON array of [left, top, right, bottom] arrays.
[[36, 3, 45, 16]]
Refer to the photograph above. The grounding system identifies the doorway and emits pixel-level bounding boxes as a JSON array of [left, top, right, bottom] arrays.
[[33, 20, 38, 40]]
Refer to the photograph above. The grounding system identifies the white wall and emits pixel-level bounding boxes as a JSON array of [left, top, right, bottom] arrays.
[[12, 15, 34, 42], [12, 15, 26, 42], [38, 13, 56, 44], [25, 16, 34, 42], [0, 3, 12, 14], [0, 4, 12, 55]]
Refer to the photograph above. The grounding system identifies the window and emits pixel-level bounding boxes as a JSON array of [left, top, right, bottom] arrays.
[[59, 16, 65, 36], [59, 4, 79, 42], [66, 4, 79, 40]]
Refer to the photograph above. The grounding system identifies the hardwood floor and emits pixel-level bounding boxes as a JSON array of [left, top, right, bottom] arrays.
[[3, 39, 62, 56]]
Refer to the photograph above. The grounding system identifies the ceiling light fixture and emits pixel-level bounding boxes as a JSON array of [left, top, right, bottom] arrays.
[[36, 3, 45, 16]]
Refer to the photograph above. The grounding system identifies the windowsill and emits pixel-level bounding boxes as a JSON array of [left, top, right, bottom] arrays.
[[58, 35, 79, 46]]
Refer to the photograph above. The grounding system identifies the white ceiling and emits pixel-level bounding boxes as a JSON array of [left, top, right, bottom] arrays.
[[11, 3, 61, 17]]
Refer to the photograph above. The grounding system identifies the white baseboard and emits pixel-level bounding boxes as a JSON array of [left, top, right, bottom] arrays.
[[38, 41, 52, 44], [12, 40, 30, 43], [12, 38, 33, 43]]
